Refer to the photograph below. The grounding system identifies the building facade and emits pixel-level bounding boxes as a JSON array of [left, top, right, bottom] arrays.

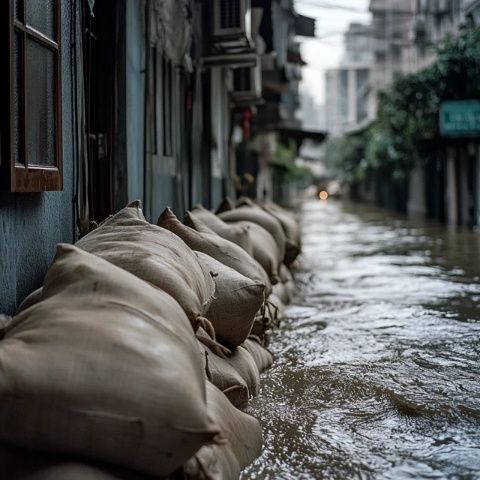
[[0, 0, 316, 314], [325, 23, 375, 137]]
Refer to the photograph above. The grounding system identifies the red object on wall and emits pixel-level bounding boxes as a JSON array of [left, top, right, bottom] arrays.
[[243, 108, 252, 141]]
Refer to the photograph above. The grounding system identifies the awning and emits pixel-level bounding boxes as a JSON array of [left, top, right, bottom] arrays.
[[294, 14, 316, 37]]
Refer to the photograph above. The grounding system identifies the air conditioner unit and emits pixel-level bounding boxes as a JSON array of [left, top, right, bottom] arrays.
[[231, 62, 262, 104], [213, 0, 253, 51]]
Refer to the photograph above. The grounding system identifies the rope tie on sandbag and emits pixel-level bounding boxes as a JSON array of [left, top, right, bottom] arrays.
[[265, 299, 280, 326], [196, 316, 216, 341], [196, 332, 232, 359]]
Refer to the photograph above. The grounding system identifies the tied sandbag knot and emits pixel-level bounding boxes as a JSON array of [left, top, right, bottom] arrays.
[[196, 316, 217, 341]]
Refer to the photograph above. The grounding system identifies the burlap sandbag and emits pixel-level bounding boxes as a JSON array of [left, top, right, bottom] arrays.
[[215, 197, 235, 214], [268, 292, 285, 323], [219, 206, 286, 262], [279, 264, 295, 304], [228, 220, 281, 282], [262, 202, 301, 265], [76, 201, 215, 327], [0, 245, 219, 476], [16, 287, 43, 314], [272, 281, 292, 305], [186, 206, 253, 255], [0, 443, 164, 480], [198, 341, 249, 409], [249, 293, 283, 346], [195, 252, 265, 348], [158, 207, 270, 293], [184, 382, 263, 480], [223, 345, 260, 398], [250, 315, 271, 347], [242, 339, 274, 373], [279, 263, 293, 283]]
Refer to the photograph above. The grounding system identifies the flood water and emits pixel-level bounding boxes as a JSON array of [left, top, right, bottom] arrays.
[[242, 199, 480, 480]]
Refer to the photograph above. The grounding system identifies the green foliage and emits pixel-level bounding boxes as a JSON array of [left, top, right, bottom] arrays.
[[275, 139, 313, 183], [332, 26, 480, 183], [325, 134, 368, 182], [274, 139, 297, 169]]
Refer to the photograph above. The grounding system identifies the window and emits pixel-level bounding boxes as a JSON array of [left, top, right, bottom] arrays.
[[0, 0, 62, 192]]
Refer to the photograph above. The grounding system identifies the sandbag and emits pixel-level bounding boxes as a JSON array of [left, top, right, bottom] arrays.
[[249, 293, 283, 347], [279, 263, 294, 283], [184, 382, 263, 480], [250, 315, 272, 347], [195, 252, 265, 348], [76, 201, 215, 327], [268, 292, 285, 323], [279, 265, 295, 302], [272, 281, 292, 305], [198, 341, 249, 409], [224, 345, 260, 398], [218, 206, 286, 262], [158, 207, 270, 293], [186, 206, 253, 255], [262, 202, 301, 265], [264, 201, 301, 244], [0, 245, 219, 476], [215, 197, 235, 214], [0, 443, 160, 480], [242, 339, 274, 373], [229, 220, 280, 282], [16, 287, 43, 314]]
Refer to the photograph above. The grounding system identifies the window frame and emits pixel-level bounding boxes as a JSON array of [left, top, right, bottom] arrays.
[[0, 0, 62, 192]]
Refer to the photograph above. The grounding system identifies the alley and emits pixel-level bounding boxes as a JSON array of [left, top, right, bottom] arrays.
[[243, 199, 480, 480]]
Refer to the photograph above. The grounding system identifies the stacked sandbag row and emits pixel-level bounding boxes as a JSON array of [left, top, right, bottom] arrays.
[[161, 197, 301, 405], [1, 196, 300, 479]]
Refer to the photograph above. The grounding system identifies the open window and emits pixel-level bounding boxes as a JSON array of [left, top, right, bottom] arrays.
[[0, 0, 62, 191]]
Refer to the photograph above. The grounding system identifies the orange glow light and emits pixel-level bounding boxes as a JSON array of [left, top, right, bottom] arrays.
[[319, 190, 329, 201]]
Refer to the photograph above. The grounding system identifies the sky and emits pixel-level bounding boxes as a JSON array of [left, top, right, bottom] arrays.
[[294, 0, 371, 106]]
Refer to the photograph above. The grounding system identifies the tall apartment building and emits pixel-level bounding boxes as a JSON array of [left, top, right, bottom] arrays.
[[325, 23, 375, 137]]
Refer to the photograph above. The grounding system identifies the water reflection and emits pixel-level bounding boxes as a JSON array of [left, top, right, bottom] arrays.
[[242, 200, 480, 480]]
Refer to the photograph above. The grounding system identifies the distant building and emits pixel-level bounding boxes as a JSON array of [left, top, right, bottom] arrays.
[[325, 23, 375, 137], [300, 92, 326, 131]]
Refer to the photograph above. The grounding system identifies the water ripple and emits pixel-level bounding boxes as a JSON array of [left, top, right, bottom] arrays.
[[242, 200, 480, 480]]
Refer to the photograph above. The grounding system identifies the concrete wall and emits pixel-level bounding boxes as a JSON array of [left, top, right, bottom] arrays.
[[0, 1, 75, 315]]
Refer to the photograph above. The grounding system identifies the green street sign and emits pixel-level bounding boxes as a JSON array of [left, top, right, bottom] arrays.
[[440, 100, 480, 138]]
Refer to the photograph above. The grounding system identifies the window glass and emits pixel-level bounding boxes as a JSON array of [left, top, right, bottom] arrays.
[[26, 0, 55, 39], [26, 39, 56, 167]]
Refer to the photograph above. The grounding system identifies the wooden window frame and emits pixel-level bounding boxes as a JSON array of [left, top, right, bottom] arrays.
[[0, 0, 62, 192]]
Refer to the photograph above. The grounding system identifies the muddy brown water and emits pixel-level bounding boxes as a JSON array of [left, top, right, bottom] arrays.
[[242, 199, 480, 480]]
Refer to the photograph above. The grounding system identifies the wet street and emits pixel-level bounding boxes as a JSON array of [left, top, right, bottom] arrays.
[[242, 199, 480, 480]]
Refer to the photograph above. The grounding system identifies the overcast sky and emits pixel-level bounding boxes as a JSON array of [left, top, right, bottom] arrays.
[[294, 0, 371, 106]]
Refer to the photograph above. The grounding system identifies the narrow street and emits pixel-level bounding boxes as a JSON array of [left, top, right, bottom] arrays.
[[243, 199, 480, 480]]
